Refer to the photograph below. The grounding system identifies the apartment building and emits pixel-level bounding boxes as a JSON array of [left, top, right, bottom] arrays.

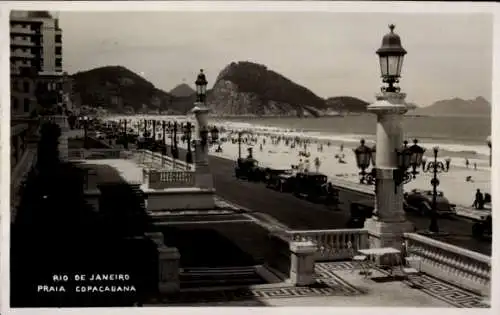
[[10, 11, 63, 117]]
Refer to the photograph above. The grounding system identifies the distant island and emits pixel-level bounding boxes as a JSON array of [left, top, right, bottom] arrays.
[[69, 62, 490, 117]]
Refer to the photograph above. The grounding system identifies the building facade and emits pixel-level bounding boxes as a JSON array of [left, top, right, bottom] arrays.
[[10, 11, 63, 117]]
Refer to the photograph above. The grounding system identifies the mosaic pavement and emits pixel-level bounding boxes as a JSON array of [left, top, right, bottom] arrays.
[[144, 261, 489, 307], [317, 262, 489, 308]]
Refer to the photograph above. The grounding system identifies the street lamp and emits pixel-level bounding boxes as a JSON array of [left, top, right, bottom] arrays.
[[237, 131, 243, 159], [376, 24, 407, 93], [353, 139, 376, 184], [143, 119, 148, 137], [210, 126, 219, 144], [184, 121, 193, 164], [353, 139, 424, 193], [422, 146, 449, 234], [152, 120, 157, 141], [195, 69, 208, 103], [78, 116, 89, 149], [172, 121, 179, 159], [122, 119, 129, 150], [487, 135, 491, 167]]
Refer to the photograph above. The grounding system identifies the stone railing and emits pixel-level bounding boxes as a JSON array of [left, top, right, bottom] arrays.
[[284, 229, 369, 261], [68, 148, 122, 160], [144, 169, 195, 189], [41, 115, 69, 129], [132, 150, 193, 171], [403, 233, 491, 296]]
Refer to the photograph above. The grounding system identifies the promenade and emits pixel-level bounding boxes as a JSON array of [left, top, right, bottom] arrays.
[[174, 130, 490, 219]]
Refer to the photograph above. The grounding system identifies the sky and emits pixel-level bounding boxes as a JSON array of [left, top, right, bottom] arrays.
[[59, 11, 493, 107]]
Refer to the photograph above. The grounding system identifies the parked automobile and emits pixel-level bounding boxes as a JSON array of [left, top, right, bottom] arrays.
[[346, 199, 375, 228], [472, 214, 492, 239], [403, 189, 456, 216], [292, 172, 338, 204], [265, 169, 295, 191], [234, 157, 262, 182]]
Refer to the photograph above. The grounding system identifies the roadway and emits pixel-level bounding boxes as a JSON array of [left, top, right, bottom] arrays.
[[177, 148, 491, 256]]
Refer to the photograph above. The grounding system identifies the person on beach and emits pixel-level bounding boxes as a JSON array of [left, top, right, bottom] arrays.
[[304, 159, 311, 173], [445, 157, 451, 171], [314, 157, 321, 172], [298, 159, 304, 172], [465, 158, 470, 169], [340, 143, 344, 152], [474, 162, 477, 171], [473, 189, 484, 209]]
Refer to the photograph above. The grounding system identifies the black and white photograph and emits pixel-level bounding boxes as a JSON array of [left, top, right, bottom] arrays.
[[5, 1, 495, 310]]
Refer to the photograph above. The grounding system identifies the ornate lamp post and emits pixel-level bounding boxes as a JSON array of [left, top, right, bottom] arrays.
[[191, 69, 214, 189], [421, 146, 449, 234], [363, 24, 414, 251], [353, 139, 376, 184], [123, 118, 129, 150], [152, 120, 157, 141], [238, 131, 243, 159], [143, 119, 148, 137], [487, 136, 491, 167], [79, 116, 89, 149], [210, 126, 219, 144], [184, 121, 193, 164], [172, 121, 179, 159]]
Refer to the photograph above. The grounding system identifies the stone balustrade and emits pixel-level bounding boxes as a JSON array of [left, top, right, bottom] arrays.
[[285, 229, 369, 261], [145, 170, 195, 189], [41, 115, 69, 129], [131, 150, 193, 171], [403, 233, 491, 296], [68, 148, 122, 160]]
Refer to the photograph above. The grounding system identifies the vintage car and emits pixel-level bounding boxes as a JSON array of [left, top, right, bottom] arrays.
[[403, 189, 456, 216], [472, 214, 492, 239], [234, 157, 262, 182], [265, 169, 295, 191], [346, 199, 375, 228], [292, 172, 338, 204]]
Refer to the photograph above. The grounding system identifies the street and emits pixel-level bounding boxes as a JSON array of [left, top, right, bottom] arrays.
[[177, 148, 491, 256]]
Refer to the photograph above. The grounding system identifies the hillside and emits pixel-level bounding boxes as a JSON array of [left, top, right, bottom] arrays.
[[206, 61, 328, 117], [411, 97, 491, 117], [325, 96, 369, 113], [70, 66, 178, 114], [169, 83, 195, 97]]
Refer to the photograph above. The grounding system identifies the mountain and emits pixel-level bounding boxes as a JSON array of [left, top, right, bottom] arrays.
[[169, 83, 195, 97], [70, 66, 179, 114], [325, 96, 369, 113], [206, 61, 328, 117], [410, 97, 491, 117]]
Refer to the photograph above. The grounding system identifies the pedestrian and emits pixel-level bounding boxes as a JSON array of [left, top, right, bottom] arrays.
[[314, 157, 321, 172], [473, 189, 484, 209], [298, 159, 304, 173], [304, 159, 310, 173], [422, 157, 427, 171], [340, 143, 344, 152], [465, 158, 470, 169], [474, 162, 477, 170], [445, 157, 451, 171]]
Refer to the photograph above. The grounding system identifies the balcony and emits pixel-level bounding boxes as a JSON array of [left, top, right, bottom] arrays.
[[10, 38, 35, 47], [10, 26, 35, 35], [11, 50, 35, 59]]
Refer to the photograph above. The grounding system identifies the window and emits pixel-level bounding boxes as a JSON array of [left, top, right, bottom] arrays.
[[23, 81, 30, 92], [23, 98, 30, 113], [55, 46, 62, 55], [55, 58, 62, 68], [12, 98, 18, 110], [55, 34, 62, 43]]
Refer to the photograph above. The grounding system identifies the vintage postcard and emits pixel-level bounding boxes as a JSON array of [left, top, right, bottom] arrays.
[[3, 1, 497, 313]]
